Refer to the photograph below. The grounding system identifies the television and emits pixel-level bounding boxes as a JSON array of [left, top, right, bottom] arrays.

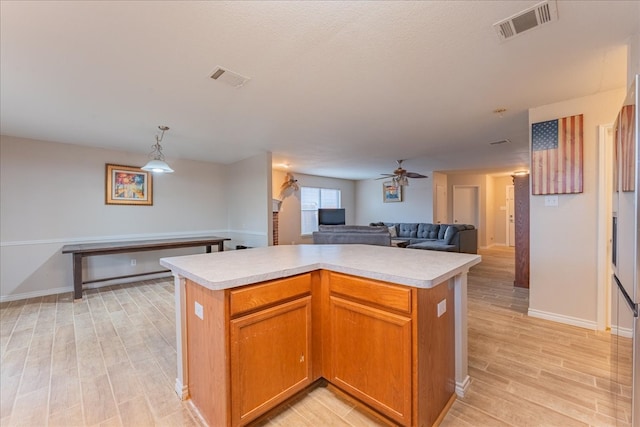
[[318, 208, 346, 225]]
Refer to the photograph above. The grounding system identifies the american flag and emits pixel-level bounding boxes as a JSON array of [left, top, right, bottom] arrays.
[[531, 114, 583, 195], [619, 104, 636, 192]]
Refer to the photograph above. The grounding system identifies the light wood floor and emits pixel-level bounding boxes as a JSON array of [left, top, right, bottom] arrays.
[[0, 247, 631, 426]]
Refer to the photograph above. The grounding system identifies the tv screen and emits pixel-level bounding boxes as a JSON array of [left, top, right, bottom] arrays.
[[318, 208, 345, 225]]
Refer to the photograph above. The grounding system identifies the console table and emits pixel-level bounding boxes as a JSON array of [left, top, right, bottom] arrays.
[[62, 236, 230, 299]]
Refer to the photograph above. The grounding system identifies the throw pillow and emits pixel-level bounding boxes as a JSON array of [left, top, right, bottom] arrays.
[[388, 226, 397, 238], [443, 226, 458, 245], [438, 225, 447, 240]]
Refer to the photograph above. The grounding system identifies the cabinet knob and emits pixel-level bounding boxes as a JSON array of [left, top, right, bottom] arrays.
[[299, 354, 305, 363]]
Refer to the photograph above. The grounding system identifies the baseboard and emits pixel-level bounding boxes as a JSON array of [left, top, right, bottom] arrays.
[[527, 308, 598, 330], [0, 285, 74, 303], [175, 379, 189, 400], [0, 272, 172, 303], [455, 375, 471, 397], [611, 325, 633, 338]]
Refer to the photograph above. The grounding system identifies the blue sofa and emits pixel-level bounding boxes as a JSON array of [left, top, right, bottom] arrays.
[[371, 222, 477, 254]]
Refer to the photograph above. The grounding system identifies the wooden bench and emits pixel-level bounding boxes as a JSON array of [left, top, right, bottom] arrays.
[[62, 236, 230, 299]]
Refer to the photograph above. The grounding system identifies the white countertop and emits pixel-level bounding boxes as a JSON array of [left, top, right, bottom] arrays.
[[160, 244, 481, 291]]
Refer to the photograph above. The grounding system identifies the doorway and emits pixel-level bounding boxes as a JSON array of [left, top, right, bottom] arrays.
[[453, 186, 479, 227]]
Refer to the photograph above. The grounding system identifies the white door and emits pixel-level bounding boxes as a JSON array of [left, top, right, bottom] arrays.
[[435, 185, 447, 224], [452, 186, 479, 226], [507, 185, 515, 247]]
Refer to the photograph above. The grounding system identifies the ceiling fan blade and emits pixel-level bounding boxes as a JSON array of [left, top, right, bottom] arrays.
[[405, 172, 428, 178]]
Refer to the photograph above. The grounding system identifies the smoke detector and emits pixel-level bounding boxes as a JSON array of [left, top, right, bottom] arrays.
[[209, 66, 250, 88], [493, 0, 558, 42]]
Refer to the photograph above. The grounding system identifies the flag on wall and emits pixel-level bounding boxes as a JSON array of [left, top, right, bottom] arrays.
[[619, 104, 636, 192], [531, 114, 583, 195]]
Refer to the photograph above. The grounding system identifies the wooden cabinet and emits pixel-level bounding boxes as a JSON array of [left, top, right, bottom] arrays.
[[185, 271, 455, 427], [230, 296, 312, 425], [185, 274, 313, 427], [329, 296, 412, 425], [326, 272, 455, 427]]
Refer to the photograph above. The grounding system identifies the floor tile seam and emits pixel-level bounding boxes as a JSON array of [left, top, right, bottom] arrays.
[[42, 297, 63, 427], [80, 293, 123, 427], [307, 391, 355, 420], [540, 369, 610, 393], [450, 399, 516, 427], [467, 379, 592, 426], [5, 306, 39, 425], [500, 371, 602, 412], [128, 285, 175, 351]]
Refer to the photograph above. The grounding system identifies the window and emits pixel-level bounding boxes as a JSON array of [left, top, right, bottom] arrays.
[[300, 187, 341, 235]]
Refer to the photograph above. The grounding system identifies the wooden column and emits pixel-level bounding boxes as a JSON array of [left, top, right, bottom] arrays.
[[513, 174, 530, 288]]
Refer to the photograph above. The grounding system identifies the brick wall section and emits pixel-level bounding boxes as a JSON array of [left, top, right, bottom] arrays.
[[273, 212, 279, 245]]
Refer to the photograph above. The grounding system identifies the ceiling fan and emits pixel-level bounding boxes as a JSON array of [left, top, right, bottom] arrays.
[[377, 160, 427, 186]]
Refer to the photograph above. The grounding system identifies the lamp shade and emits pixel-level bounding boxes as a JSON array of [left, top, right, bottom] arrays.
[[141, 159, 174, 173]]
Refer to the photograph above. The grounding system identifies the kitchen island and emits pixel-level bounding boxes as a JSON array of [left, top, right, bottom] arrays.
[[160, 244, 480, 427]]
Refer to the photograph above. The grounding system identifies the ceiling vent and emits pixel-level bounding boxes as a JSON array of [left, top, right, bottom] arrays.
[[493, 0, 558, 42], [209, 66, 250, 88]]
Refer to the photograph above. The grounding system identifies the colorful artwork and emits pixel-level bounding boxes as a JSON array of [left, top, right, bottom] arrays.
[[383, 182, 402, 203], [531, 114, 583, 195], [105, 164, 153, 205]]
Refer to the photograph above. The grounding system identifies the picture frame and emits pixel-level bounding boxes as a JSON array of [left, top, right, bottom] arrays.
[[382, 181, 402, 203], [105, 164, 153, 205]]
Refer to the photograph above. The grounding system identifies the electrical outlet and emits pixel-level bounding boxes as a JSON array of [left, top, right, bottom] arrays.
[[437, 299, 447, 317], [130, 259, 136, 266], [544, 195, 559, 207], [195, 301, 204, 320]]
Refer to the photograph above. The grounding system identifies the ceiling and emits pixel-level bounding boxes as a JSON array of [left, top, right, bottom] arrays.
[[1, 1, 638, 180]]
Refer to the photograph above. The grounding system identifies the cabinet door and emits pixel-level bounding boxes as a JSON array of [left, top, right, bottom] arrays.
[[328, 296, 412, 426], [230, 296, 312, 426]]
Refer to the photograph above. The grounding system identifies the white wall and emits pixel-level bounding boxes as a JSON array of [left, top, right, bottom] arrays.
[[355, 175, 434, 225], [226, 153, 273, 248], [432, 172, 448, 223], [0, 135, 229, 300], [528, 88, 626, 328], [272, 170, 356, 245], [628, 31, 639, 85]]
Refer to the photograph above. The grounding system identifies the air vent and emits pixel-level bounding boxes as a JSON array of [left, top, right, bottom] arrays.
[[209, 66, 250, 88], [493, 0, 558, 42]]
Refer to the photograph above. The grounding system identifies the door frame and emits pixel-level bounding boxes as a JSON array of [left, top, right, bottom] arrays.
[[597, 124, 614, 331]]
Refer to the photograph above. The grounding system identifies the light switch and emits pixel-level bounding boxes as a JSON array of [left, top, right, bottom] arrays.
[[437, 299, 447, 317], [544, 195, 559, 207], [195, 301, 204, 320]]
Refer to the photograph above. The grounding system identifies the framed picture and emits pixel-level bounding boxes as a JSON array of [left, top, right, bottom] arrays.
[[383, 181, 402, 203], [531, 114, 583, 195], [105, 164, 153, 205]]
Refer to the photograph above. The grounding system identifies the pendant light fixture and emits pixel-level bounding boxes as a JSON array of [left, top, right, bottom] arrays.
[[141, 125, 174, 173]]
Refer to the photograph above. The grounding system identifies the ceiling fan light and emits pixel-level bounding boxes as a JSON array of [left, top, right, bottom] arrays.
[[141, 159, 174, 173]]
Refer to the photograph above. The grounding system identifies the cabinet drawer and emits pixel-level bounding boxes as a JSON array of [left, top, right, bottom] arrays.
[[329, 272, 412, 314], [229, 274, 311, 318]]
